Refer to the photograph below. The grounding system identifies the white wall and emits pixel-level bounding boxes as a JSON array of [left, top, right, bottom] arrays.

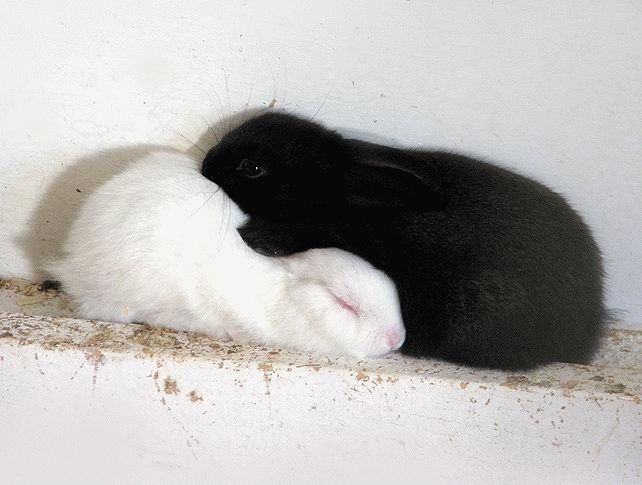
[[1, 1, 640, 324]]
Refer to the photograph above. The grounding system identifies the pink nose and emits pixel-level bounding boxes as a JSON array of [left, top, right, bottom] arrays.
[[385, 328, 405, 350]]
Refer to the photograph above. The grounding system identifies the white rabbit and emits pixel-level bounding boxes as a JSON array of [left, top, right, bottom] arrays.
[[50, 150, 405, 358]]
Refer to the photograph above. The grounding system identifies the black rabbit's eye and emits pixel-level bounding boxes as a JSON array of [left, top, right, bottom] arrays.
[[237, 158, 267, 179]]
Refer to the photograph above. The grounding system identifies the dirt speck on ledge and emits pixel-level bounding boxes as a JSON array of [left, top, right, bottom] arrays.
[[356, 371, 369, 381], [164, 376, 180, 395], [84, 348, 105, 367]]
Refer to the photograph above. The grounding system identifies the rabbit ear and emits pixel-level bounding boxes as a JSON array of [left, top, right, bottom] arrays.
[[344, 149, 441, 209]]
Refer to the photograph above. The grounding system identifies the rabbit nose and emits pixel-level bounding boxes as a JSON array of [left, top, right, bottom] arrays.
[[385, 328, 405, 350]]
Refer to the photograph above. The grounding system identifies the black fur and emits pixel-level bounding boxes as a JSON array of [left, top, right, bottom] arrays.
[[202, 112, 605, 369]]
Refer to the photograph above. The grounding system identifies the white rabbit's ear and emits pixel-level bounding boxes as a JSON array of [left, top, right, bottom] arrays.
[[344, 153, 441, 209]]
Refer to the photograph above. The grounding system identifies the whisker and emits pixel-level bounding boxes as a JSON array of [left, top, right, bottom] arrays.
[[221, 195, 233, 254], [188, 185, 220, 219], [310, 87, 333, 121], [208, 125, 220, 145], [204, 90, 225, 129], [209, 86, 230, 137], [242, 77, 256, 123], [222, 65, 233, 134], [190, 111, 221, 146], [198, 184, 222, 194], [192, 55, 226, 131], [173, 130, 207, 156], [216, 195, 227, 253], [213, 192, 231, 259], [281, 56, 289, 112], [268, 61, 278, 109], [215, 91, 230, 136]]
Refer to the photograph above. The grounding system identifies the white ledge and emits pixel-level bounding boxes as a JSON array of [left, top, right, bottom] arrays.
[[0, 281, 640, 484]]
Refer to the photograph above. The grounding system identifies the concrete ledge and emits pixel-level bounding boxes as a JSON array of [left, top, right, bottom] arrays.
[[0, 282, 640, 484]]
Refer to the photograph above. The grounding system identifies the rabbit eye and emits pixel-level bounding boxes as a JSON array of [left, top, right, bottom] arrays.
[[237, 158, 267, 179]]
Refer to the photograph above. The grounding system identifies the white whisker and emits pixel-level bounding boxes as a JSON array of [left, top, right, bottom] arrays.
[[210, 87, 229, 136], [191, 111, 221, 146], [173, 130, 207, 156], [311, 87, 333, 121], [268, 61, 278, 108], [281, 56, 289, 112], [242, 77, 256, 123], [208, 125, 220, 145], [213, 192, 232, 259], [222, 65, 233, 134], [188, 185, 220, 219]]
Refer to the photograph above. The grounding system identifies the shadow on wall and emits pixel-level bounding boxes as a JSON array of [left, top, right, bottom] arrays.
[[17, 108, 266, 281]]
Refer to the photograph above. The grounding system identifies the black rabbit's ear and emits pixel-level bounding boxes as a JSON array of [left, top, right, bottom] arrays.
[[344, 154, 441, 209]]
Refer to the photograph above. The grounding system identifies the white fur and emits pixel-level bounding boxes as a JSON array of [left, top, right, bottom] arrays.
[[51, 151, 405, 358]]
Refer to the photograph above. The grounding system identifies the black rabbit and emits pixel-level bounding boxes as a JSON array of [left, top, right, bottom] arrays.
[[201, 112, 605, 369]]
